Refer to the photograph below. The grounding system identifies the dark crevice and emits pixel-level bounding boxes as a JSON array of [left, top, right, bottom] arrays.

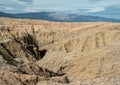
[[0, 43, 18, 66], [39, 49, 47, 59], [22, 34, 40, 60], [0, 52, 17, 66], [0, 29, 70, 84], [0, 43, 15, 58]]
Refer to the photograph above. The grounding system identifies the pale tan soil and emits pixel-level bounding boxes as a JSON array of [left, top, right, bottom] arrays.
[[0, 17, 120, 85]]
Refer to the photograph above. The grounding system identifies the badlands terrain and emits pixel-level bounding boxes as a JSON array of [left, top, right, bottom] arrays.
[[0, 17, 120, 85]]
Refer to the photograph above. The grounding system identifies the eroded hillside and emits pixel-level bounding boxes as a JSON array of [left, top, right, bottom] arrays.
[[0, 17, 120, 85]]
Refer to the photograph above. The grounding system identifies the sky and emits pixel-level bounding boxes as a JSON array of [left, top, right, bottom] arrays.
[[0, 0, 120, 19]]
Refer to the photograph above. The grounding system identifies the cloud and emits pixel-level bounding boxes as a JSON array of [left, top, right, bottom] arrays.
[[24, 8, 42, 12], [87, 7, 105, 12], [66, 7, 105, 14], [89, 0, 103, 4], [0, 6, 14, 11], [0, 0, 120, 19], [89, 0, 102, 2], [105, 3, 120, 11], [0, 0, 16, 5], [17, 0, 33, 3], [80, 3, 120, 19], [0, 0, 27, 13]]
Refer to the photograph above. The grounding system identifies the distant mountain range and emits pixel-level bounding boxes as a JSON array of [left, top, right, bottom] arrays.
[[0, 11, 120, 22]]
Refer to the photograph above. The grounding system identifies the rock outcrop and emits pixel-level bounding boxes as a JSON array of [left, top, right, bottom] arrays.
[[0, 17, 120, 85]]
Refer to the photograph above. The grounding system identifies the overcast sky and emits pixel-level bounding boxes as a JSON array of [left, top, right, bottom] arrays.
[[0, 0, 120, 19]]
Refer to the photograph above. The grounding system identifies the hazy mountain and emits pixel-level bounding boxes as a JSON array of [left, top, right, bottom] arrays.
[[0, 11, 120, 22]]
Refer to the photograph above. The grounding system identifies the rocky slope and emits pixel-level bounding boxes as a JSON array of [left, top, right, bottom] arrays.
[[0, 17, 120, 85]]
